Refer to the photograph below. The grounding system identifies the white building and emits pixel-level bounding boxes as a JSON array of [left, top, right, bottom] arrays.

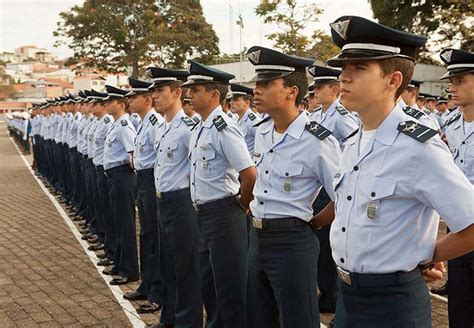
[[73, 75, 106, 92]]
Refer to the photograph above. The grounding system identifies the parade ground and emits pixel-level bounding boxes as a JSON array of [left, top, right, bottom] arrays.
[[0, 121, 450, 327]]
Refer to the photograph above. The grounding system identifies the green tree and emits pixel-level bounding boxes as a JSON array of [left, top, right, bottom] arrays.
[[54, 0, 219, 77], [255, 0, 339, 61], [369, 0, 474, 63]]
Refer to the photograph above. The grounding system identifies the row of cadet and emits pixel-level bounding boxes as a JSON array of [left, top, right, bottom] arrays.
[[5, 14, 474, 328]]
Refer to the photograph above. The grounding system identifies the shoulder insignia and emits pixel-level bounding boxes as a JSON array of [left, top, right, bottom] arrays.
[[248, 112, 257, 121], [397, 120, 438, 143], [443, 112, 461, 128], [213, 115, 227, 131], [341, 128, 359, 143], [253, 115, 272, 127], [121, 120, 128, 127], [423, 109, 431, 115], [149, 114, 158, 125], [191, 116, 200, 123], [104, 117, 110, 124], [336, 105, 349, 115], [305, 121, 332, 140], [181, 116, 196, 127], [402, 106, 424, 120]]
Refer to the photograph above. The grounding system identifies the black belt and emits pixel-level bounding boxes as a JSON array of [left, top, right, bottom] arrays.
[[136, 168, 154, 178], [156, 188, 190, 201], [88, 158, 94, 164], [251, 217, 309, 230], [336, 266, 422, 288], [95, 165, 104, 172], [105, 164, 133, 177], [192, 195, 238, 212]]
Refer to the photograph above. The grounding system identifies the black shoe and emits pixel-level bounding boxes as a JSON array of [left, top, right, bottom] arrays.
[[81, 233, 93, 240], [80, 228, 90, 235], [88, 243, 104, 251], [145, 324, 174, 328], [102, 268, 119, 276], [123, 291, 147, 301], [88, 236, 100, 244], [137, 301, 162, 314], [97, 259, 113, 266], [431, 284, 448, 296], [110, 276, 138, 285], [78, 222, 88, 228], [96, 252, 107, 259], [73, 216, 84, 222], [329, 317, 335, 328]]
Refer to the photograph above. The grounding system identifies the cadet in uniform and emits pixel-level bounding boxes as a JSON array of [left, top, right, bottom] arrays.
[[319, 16, 474, 327], [124, 78, 164, 314], [147, 66, 204, 328], [184, 60, 256, 328], [229, 83, 261, 155], [308, 65, 359, 143], [102, 85, 139, 285], [441, 48, 474, 328], [245, 46, 341, 328]]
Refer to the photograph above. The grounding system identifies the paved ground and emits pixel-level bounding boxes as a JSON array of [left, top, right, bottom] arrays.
[[0, 124, 450, 327]]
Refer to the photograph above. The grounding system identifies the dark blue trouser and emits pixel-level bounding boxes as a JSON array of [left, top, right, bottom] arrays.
[[157, 188, 203, 328], [106, 164, 138, 279], [335, 270, 431, 327], [197, 201, 248, 328], [247, 220, 320, 328], [312, 188, 337, 312], [95, 166, 116, 260], [135, 169, 163, 304], [68, 148, 79, 208], [448, 251, 474, 328], [75, 155, 88, 216], [84, 159, 97, 227]]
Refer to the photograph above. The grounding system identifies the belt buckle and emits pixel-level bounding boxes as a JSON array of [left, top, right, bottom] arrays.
[[192, 203, 199, 212], [156, 191, 161, 199], [337, 267, 352, 285], [252, 217, 263, 229]]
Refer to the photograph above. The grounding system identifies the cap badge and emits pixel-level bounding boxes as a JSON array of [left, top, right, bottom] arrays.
[[330, 19, 350, 40], [247, 50, 261, 64]]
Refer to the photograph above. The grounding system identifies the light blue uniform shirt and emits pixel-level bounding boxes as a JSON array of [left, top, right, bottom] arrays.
[[154, 110, 193, 193], [330, 104, 474, 274], [237, 109, 261, 155], [134, 110, 164, 170], [62, 113, 73, 145], [420, 107, 441, 131], [78, 116, 94, 155], [446, 114, 474, 184], [130, 112, 142, 131], [398, 99, 438, 130], [189, 106, 253, 204], [87, 117, 99, 158], [103, 113, 136, 170], [250, 113, 341, 221], [76, 116, 89, 155], [68, 112, 82, 148], [52, 114, 61, 143], [92, 115, 114, 167], [308, 99, 359, 143]]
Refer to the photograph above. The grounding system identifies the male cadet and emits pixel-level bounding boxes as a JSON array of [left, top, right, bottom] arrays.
[[182, 96, 200, 122], [124, 77, 164, 314], [229, 83, 261, 155], [308, 64, 359, 143], [399, 80, 438, 129], [307, 84, 322, 113], [89, 90, 115, 266], [184, 60, 256, 328], [441, 48, 474, 328], [245, 46, 341, 328], [102, 85, 139, 285], [314, 16, 474, 327], [147, 66, 203, 328]]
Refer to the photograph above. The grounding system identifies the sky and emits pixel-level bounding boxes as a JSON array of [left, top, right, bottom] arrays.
[[0, 0, 373, 59]]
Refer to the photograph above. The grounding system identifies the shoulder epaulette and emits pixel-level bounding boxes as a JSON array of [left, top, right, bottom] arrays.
[[181, 116, 196, 127], [213, 115, 227, 131], [149, 114, 158, 125], [402, 106, 424, 120], [442, 112, 461, 128], [305, 121, 332, 140], [248, 112, 257, 121], [314, 106, 322, 112], [121, 120, 128, 126], [191, 116, 200, 123], [336, 105, 349, 115], [253, 115, 272, 127], [423, 109, 431, 115], [341, 128, 359, 143], [397, 120, 438, 143], [104, 117, 110, 124]]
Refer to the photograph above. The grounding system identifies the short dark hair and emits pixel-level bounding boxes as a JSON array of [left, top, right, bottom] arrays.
[[378, 58, 414, 99], [203, 83, 228, 103], [115, 98, 130, 111], [282, 71, 308, 105]]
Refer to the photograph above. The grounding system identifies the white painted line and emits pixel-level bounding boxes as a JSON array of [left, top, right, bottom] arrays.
[[430, 292, 448, 303], [8, 136, 146, 328]]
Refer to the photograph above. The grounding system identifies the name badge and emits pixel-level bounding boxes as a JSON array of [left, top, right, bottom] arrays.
[[201, 160, 208, 168], [367, 200, 379, 220], [139, 145, 143, 153], [200, 144, 208, 151], [108, 142, 112, 148], [283, 178, 291, 192], [167, 150, 173, 159]]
